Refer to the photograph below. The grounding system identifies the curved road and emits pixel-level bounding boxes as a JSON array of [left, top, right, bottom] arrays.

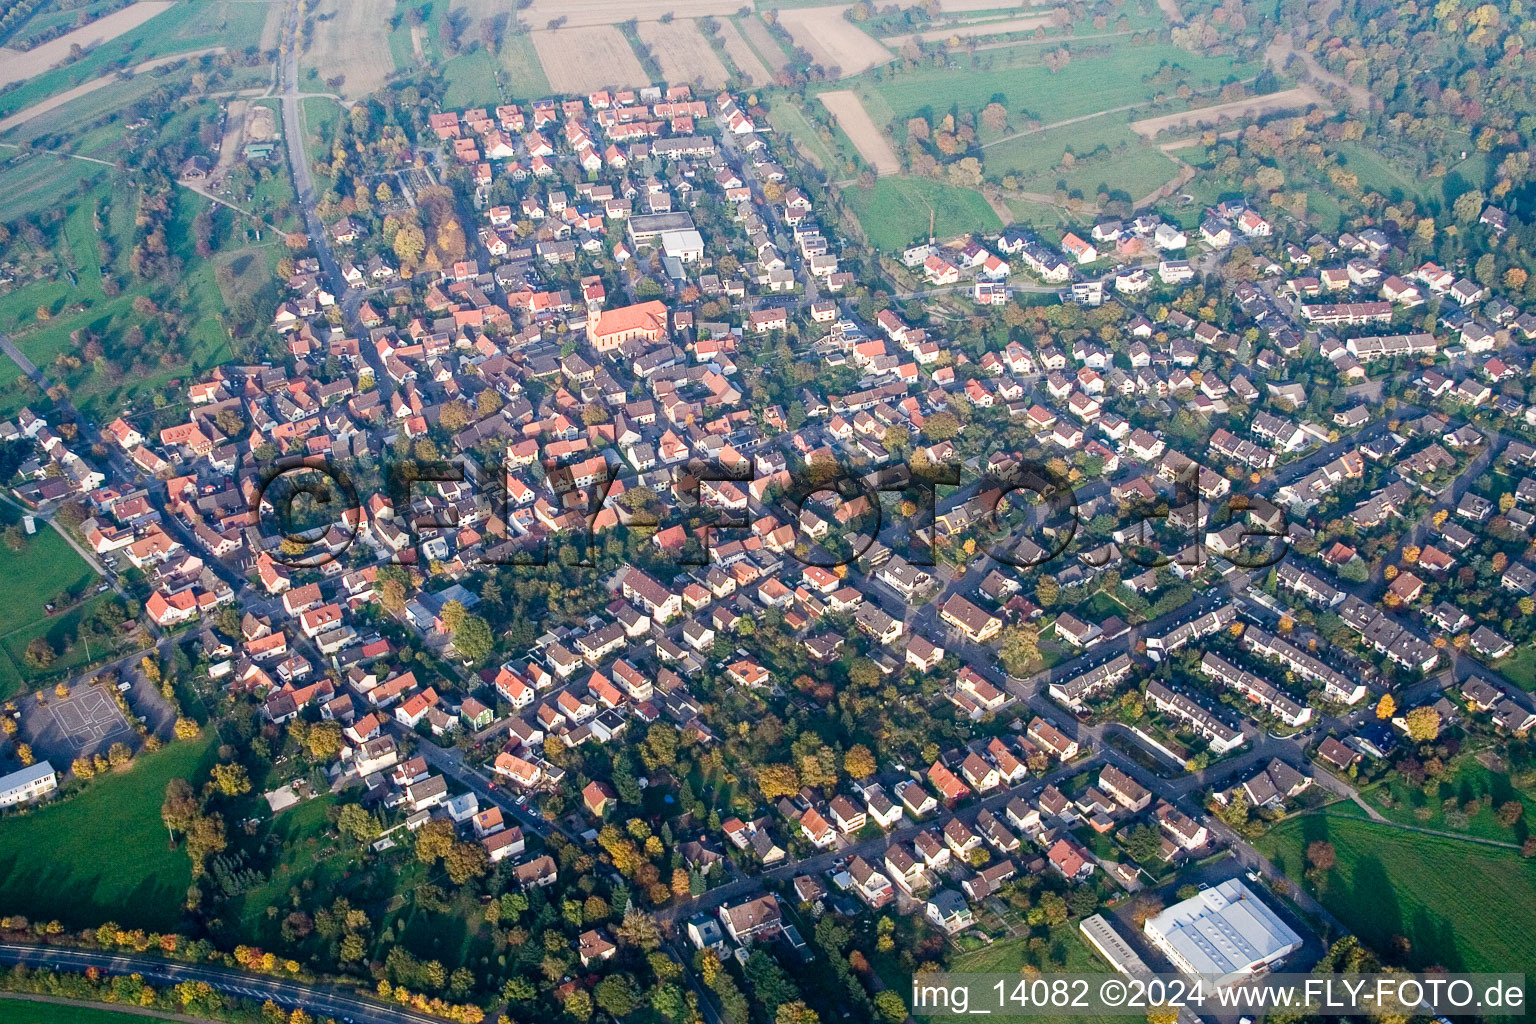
[[0, 943, 451, 1024]]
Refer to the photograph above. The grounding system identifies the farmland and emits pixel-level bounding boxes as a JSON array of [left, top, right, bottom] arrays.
[[715, 17, 773, 85], [530, 25, 649, 94], [1256, 807, 1536, 973], [636, 19, 731, 89], [734, 14, 789, 73], [497, 30, 552, 99], [848, 40, 1259, 128], [819, 89, 901, 175], [844, 175, 1000, 250], [777, 6, 893, 78], [300, 0, 395, 98], [0, 1, 269, 119], [0, 1, 174, 89], [518, 0, 738, 27], [889, 13, 1055, 44], [0, 733, 214, 932]]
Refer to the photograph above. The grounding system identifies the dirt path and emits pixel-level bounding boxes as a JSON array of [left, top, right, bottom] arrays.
[[410, 25, 427, 65], [983, 192, 1014, 226], [1265, 0, 1370, 111], [981, 100, 1149, 150], [0, 47, 227, 135], [1129, 85, 1328, 137]]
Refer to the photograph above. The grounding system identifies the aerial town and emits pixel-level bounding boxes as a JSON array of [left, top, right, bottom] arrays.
[[0, 0, 1532, 1022]]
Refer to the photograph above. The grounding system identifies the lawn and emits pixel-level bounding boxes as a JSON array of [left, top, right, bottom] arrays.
[[0, 503, 99, 640], [1331, 141, 1428, 204], [766, 102, 844, 174], [301, 96, 344, 195], [232, 794, 357, 935], [934, 927, 1132, 1024], [0, 733, 215, 932], [1491, 643, 1536, 690], [985, 116, 1142, 178], [0, 593, 120, 696], [0, 999, 160, 1024], [844, 176, 1001, 251], [1359, 753, 1535, 844], [1255, 807, 1536, 972]]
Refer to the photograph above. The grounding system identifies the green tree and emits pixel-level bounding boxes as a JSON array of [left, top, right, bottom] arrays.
[[595, 975, 642, 1016], [452, 614, 494, 665], [337, 804, 380, 842]]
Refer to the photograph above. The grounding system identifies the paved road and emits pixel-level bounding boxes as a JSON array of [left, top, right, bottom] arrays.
[[276, 5, 390, 399], [0, 944, 447, 1024]]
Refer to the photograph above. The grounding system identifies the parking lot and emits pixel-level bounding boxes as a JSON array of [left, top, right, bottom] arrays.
[[18, 660, 177, 766]]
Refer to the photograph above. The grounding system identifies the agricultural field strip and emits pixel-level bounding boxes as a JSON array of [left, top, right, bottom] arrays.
[[818, 89, 901, 175], [517, 0, 739, 28], [0, 1, 174, 88], [776, 5, 893, 78], [1128, 85, 1328, 136], [530, 25, 650, 94], [635, 19, 731, 89], [301, 0, 393, 99], [714, 17, 773, 84], [885, 13, 1055, 43], [0, 46, 227, 136]]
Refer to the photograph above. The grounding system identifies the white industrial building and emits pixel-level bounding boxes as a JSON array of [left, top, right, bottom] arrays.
[[0, 761, 57, 807], [1142, 879, 1302, 986]]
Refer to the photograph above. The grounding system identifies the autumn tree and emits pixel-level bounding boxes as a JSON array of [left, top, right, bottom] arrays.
[[210, 762, 251, 797], [758, 762, 799, 799], [843, 744, 876, 779], [1403, 706, 1440, 742], [1376, 693, 1397, 719], [162, 778, 199, 840]]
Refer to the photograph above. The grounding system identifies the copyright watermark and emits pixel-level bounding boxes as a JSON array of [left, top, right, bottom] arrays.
[[911, 973, 1527, 1015]]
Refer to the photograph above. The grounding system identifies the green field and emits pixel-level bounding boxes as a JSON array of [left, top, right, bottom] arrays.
[[0, 733, 214, 932], [846, 40, 1257, 131], [0, 151, 113, 224], [1359, 754, 1536, 844], [767, 102, 844, 174], [0, 999, 160, 1024], [844, 176, 1001, 250], [440, 48, 501, 109], [1256, 808, 1536, 972], [498, 32, 551, 100], [929, 927, 1131, 1024], [232, 793, 359, 935], [0, 1, 271, 120], [0, 500, 99, 638], [1331, 141, 1429, 203]]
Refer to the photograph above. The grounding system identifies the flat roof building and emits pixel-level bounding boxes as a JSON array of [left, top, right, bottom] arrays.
[[1142, 878, 1302, 987], [1080, 914, 1153, 978], [0, 761, 57, 807]]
